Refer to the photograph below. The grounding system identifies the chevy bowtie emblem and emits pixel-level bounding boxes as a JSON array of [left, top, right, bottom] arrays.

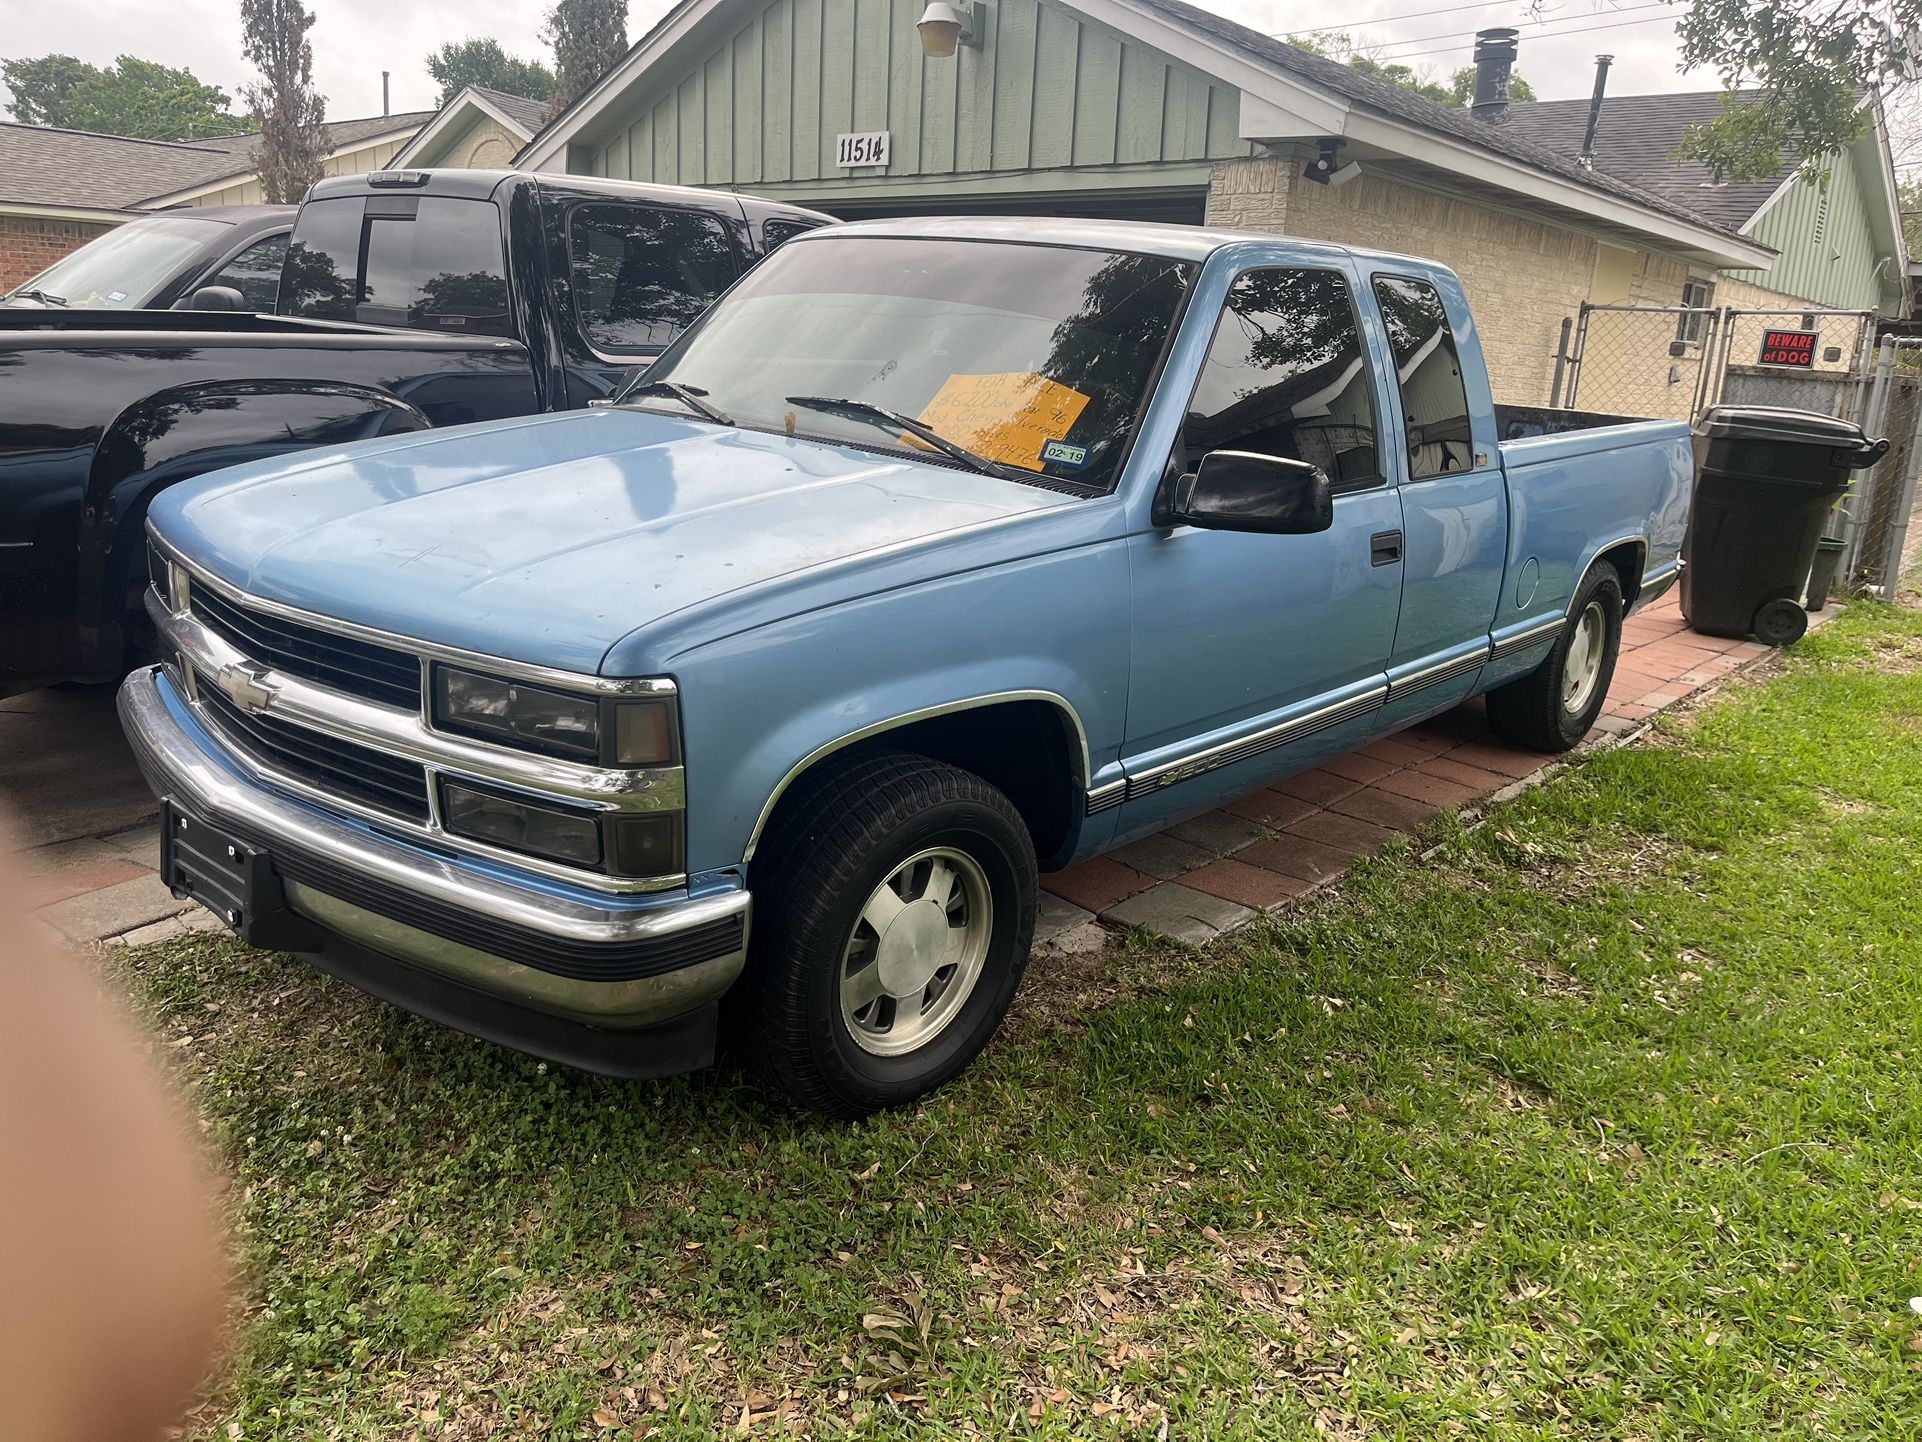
[[213, 661, 276, 713]]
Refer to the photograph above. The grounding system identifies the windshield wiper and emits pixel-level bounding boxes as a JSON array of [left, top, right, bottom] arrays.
[[622, 379, 733, 426], [785, 396, 1018, 480], [7, 288, 67, 306]]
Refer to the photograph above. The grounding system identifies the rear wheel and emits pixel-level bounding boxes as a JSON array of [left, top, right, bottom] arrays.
[[744, 751, 1037, 1118], [1486, 568, 1624, 752], [1752, 595, 1809, 646]]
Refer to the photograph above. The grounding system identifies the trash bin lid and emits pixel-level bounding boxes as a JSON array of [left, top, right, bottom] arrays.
[[1693, 405, 1870, 448], [1692, 404, 1888, 474]]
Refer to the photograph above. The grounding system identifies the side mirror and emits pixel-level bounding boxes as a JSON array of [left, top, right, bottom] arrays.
[[186, 285, 247, 312], [1164, 450, 1333, 535]]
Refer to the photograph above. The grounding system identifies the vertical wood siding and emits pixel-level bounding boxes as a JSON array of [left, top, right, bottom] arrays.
[[1729, 154, 1889, 312], [580, 0, 1247, 187]]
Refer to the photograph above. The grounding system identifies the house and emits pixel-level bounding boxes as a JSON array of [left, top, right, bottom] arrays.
[[507, 0, 1783, 405], [1503, 88, 1907, 320], [390, 86, 551, 170], [0, 111, 432, 290]]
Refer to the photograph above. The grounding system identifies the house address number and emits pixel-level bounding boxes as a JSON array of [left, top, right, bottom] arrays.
[[836, 131, 891, 168]]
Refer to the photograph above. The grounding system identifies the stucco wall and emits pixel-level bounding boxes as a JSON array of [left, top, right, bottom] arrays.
[[431, 116, 525, 169], [1205, 153, 1597, 407], [0, 215, 116, 291]]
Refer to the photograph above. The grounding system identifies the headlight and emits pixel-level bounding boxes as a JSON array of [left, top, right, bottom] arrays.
[[441, 780, 602, 866], [438, 780, 684, 878], [434, 666, 678, 766]]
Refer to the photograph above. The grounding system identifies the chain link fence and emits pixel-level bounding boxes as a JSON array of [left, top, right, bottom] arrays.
[[1550, 302, 1922, 598]]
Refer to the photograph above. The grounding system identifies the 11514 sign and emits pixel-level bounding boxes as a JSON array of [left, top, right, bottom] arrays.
[[836, 131, 891, 168], [1758, 328, 1818, 368]]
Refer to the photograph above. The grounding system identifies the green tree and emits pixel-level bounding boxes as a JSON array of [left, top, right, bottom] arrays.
[[1289, 33, 1535, 109], [1, 53, 250, 138], [1, 54, 94, 127], [241, 0, 328, 204], [544, 0, 627, 115], [1674, 0, 1919, 181], [425, 38, 555, 108]]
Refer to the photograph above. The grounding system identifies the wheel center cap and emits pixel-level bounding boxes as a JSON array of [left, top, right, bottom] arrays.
[[875, 900, 951, 996]]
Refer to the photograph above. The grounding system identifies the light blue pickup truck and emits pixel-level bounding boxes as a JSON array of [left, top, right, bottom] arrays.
[[122, 217, 1689, 1115]]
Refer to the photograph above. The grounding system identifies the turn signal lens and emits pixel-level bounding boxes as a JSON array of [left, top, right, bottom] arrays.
[[613, 699, 675, 766], [606, 812, 684, 878]]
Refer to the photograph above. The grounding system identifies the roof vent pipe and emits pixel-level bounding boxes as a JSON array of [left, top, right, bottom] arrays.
[[1470, 28, 1519, 123], [1578, 54, 1613, 168]]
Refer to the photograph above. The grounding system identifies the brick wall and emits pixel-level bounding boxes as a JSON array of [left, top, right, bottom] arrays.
[[1207, 151, 1598, 406], [0, 215, 116, 292]]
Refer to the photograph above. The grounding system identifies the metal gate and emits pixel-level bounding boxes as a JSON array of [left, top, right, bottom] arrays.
[[1554, 303, 1876, 423]]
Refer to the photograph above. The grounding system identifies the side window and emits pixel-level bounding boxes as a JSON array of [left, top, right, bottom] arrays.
[[1371, 275, 1474, 480], [760, 218, 820, 252], [568, 204, 739, 353], [204, 233, 288, 311], [1185, 267, 1381, 491]]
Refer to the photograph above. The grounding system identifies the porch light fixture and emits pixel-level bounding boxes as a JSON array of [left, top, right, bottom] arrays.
[[918, 0, 985, 57]]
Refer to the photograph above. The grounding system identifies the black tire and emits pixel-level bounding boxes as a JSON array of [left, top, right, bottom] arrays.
[[744, 750, 1037, 1118], [1486, 567, 1624, 753], [1752, 595, 1809, 646]]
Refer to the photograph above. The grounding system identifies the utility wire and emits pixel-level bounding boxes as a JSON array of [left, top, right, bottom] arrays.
[[1275, 0, 1533, 39], [1366, 1, 1670, 56], [1380, 10, 1678, 59]]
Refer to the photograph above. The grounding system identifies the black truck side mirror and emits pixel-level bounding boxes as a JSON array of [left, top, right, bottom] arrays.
[[185, 285, 248, 312], [1164, 451, 1334, 535]]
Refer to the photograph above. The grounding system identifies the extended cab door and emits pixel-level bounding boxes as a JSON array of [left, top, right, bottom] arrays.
[[552, 200, 747, 407], [1367, 271, 1506, 715], [1118, 263, 1404, 830]]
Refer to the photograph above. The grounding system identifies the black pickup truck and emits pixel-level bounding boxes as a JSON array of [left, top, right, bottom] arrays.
[[0, 168, 831, 694]]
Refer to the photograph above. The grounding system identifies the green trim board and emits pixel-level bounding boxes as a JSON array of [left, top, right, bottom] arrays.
[[571, 0, 1252, 192]]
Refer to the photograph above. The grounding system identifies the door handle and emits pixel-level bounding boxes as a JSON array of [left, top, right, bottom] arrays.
[[1371, 529, 1403, 567]]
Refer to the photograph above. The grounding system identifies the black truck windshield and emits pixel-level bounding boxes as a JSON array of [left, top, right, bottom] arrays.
[[278, 196, 513, 337], [635, 236, 1195, 491]]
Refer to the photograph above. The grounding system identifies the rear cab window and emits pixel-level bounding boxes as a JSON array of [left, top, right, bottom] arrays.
[[567, 203, 741, 354], [204, 233, 288, 311], [1185, 267, 1383, 493], [1371, 274, 1474, 479], [278, 196, 513, 337]]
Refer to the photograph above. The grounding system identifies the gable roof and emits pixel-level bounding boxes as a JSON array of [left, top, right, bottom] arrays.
[[518, 0, 1772, 268], [0, 112, 434, 218], [390, 86, 549, 169], [1130, 0, 1757, 242], [0, 124, 241, 214], [1500, 90, 1786, 231], [470, 87, 552, 133]]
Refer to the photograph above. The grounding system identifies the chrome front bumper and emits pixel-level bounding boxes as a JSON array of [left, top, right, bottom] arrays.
[[117, 665, 750, 1045]]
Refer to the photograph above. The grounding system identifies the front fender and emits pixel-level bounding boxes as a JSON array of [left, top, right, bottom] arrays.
[[667, 541, 1134, 877]]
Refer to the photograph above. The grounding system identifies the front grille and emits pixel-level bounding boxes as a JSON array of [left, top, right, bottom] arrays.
[[147, 541, 173, 608], [191, 584, 422, 711], [195, 677, 431, 822]]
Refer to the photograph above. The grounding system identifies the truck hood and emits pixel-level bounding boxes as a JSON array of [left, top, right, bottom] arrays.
[[150, 409, 1076, 675]]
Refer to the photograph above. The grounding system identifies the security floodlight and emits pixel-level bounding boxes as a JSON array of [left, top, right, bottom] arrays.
[[1303, 139, 1360, 188], [918, 0, 985, 57]]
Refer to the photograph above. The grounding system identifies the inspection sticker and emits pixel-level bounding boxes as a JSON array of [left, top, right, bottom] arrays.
[[912, 373, 1091, 472], [1041, 440, 1089, 468]]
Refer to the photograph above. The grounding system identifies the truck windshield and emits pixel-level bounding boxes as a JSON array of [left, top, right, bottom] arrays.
[[1, 214, 229, 308], [635, 236, 1195, 491], [278, 197, 513, 337]]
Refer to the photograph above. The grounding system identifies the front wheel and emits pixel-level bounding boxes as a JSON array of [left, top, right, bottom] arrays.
[[744, 751, 1037, 1118], [1486, 568, 1624, 752]]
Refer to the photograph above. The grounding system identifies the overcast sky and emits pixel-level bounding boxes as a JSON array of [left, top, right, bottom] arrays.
[[0, 0, 1712, 127]]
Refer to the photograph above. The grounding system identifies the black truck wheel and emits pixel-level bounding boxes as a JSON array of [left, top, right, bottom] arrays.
[[1486, 568, 1624, 753], [744, 751, 1037, 1118]]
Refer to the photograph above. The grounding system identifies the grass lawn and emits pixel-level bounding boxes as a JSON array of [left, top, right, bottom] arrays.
[[117, 600, 1922, 1440]]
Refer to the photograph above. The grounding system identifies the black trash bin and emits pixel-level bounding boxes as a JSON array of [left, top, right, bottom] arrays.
[[1680, 406, 1888, 645]]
